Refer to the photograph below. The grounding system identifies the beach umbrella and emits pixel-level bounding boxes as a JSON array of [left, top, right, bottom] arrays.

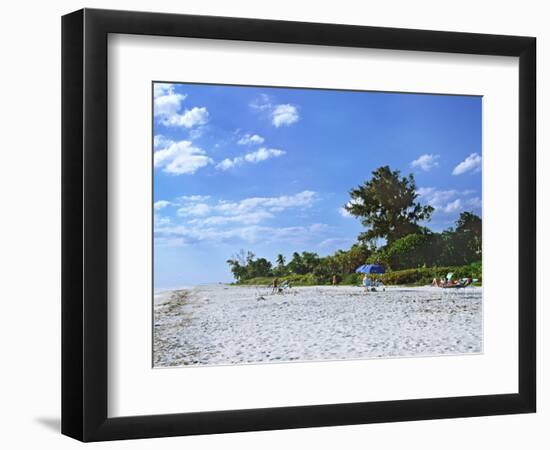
[[355, 264, 385, 274]]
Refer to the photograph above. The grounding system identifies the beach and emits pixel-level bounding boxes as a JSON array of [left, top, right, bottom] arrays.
[[154, 284, 482, 367]]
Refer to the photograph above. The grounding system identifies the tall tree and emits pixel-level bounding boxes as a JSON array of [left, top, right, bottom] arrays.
[[345, 166, 433, 245]]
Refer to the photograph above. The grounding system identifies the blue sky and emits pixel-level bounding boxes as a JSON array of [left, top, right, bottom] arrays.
[[153, 82, 482, 288]]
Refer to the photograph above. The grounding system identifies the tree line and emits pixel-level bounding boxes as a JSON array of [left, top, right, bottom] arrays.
[[227, 166, 481, 283]]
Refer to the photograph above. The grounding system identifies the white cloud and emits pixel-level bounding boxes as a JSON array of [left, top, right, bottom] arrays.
[[215, 191, 317, 215], [159, 107, 209, 128], [154, 190, 321, 246], [338, 207, 352, 218], [272, 104, 300, 127], [417, 187, 482, 216], [177, 203, 211, 217], [245, 148, 285, 162], [154, 200, 171, 210], [160, 190, 316, 227], [189, 126, 207, 140], [154, 139, 213, 175], [443, 198, 462, 213], [318, 237, 352, 248], [155, 223, 327, 246], [154, 213, 171, 226], [452, 153, 482, 175], [249, 94, 273, 111], [179, 195, 211, 202], [237, 133, 265, 145], [153, 83, 209, 129], [466, 197, 482, 209], [215, 148, 285, 170], [411, 153, 440, 171], [416, 187, 457, 209], [189, 210, 274, 226], [154, 135, 171, 151], [153, 84, 186, 118], [250, 95, 300, 127], [215, 158, 237, 171]]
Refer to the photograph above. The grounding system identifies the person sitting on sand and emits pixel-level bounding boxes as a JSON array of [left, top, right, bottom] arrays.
[[431, 277, 444, 287]]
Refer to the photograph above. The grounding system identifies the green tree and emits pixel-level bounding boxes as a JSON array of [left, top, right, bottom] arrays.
[[246, 257, 273, 278], [300, 251, 321, 273], [452, 211, 482, 264], [347, 243, 371, 271], [345, 166, 433, 245], [226, 249, 252, 281], [287, 252, 306, 274]]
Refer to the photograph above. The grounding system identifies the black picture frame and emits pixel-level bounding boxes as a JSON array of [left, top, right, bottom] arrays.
[[62, 8, 536, 442]]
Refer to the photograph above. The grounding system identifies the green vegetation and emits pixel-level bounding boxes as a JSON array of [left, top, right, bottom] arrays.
[[235, 262, 481, 287], [226, 165, 482, 286]]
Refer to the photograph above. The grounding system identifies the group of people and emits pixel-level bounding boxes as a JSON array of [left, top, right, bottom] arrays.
[[431, 276, 473, 288]]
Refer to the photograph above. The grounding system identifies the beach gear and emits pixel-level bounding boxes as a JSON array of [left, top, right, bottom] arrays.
[[441, 278, 474, 289]]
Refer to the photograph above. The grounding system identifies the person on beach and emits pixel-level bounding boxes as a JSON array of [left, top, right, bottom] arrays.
[[431, 277, 448, 287], [332, 275, 338, 286], [271, 277, 279, 294], [362, 274, 370, 292]]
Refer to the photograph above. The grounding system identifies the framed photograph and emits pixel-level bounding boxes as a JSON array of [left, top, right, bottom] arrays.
[[62, 8, 536, 441]]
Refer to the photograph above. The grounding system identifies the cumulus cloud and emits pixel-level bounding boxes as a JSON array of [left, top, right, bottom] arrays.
[[159, 107, 209, 128], [237, 133, 265, 145], [215, 148, 285, 170], [250, 94, 300, 127], [272, 104, 300, 127], [411, 153, 440, 171], [153, 83, 209, 128], [153, 84, 186, 118], [154, 139, 213, 175], [452, 153, 482, 175]]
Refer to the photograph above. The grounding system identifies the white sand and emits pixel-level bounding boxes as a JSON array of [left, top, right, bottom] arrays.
[[153, 284, 482, 367]]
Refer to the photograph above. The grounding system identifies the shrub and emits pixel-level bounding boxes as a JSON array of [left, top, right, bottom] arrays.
[[380, 263, 482, 286], [341, 273, 362, 285]]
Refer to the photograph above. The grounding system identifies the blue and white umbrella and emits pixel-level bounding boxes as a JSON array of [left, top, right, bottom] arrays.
[[355, 264, 385, 274]]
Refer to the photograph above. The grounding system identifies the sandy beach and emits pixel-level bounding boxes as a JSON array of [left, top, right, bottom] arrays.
[[153, 284, 482, 367]]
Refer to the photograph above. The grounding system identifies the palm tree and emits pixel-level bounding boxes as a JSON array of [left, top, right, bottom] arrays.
[[276, 254, 286, 267]]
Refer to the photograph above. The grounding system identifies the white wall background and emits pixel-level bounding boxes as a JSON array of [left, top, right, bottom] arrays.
[[0, 0, 545, 448]]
